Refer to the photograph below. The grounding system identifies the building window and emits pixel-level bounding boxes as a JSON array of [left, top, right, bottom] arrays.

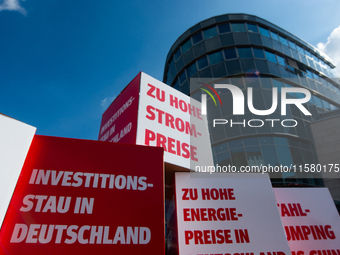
[[192, 32, 203, 45], [231, 23, 246, 32], [181, 39, 192, 53], [312, 95, 323, 108], [218, 23, 231, 34], [259, 26, 270, 37], [288, 40, 296, 50], [272, 80, 284, 91], [238, 48, 252, 58], [330, 103, 337, 110], [265, 51, 277, 63], [166, 69, 172, 85], [253, 48, 265, 59], [322, 99, 330, 110], [209, 51, 224, 65], [296, 45, 305, 54], [174, 49, 181, 61], [270, 31, 279, 41], [204, 27, 218, 39], [173, 79, 180, 90], [306, 70, 314, 79], [247, 23, 258, 33], [279, 36, 288, 46], [186, 62, 197, 77], [224, 48, 237, 60], [277, 55, 286, 66], [179, 71, 186, 84], [197, 56, 208, 70]]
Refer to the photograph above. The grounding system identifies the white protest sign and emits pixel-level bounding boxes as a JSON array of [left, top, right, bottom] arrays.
[[137, 72, 213, 170], [0, 114, 36, 229], [273, 188, 340, 255], [174, 172, 291, 255]]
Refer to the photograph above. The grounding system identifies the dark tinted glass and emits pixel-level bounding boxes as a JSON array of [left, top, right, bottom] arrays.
[[261, 145, 279, 166], [173, 79, 179, 90], [181, 40, 192, 53], [214, 142, 229, 154], [229, 139, 244, 149], [247, 23, 258, 33], [238, 48, 252, 58], [243, 137, 259, 146], [274, 137, 288, 146], [197, 56, 208, 70], [230, 148, 248, 169], [218, 23, 231, 33], [246, 146, 263, 165], [224, 48, 237, 59], [192, 32, 203, 44], [231, 23, 246, 32], [276, 146, 293, 166], [217, 151, 231, 166], [186, 62, 197, 77], [209, 51, 224, 65], [204, 27, 218, 39], [174, 49, 181, 61], [259, 137, 274, 145], [253, 48, 265, 59], [179, 71, 186, 84]]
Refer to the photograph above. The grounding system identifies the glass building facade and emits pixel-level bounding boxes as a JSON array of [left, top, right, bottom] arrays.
[[163, 14, 340, 186]]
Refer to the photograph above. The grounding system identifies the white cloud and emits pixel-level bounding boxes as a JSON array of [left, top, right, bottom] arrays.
[[0, 0, 26, 15], [317, 25, 340, 78]]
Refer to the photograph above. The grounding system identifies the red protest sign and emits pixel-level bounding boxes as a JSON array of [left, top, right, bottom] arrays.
[[0, 135, 164, 255]]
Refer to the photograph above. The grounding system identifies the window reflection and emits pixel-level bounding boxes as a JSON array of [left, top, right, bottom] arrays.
[[265, 51, 277, 63], [197, 56, 208, 70], [174, 49, 181, 61], [270, 31, 279, 41], [245, 146, 264, 167], [204, 27, 218, 39], [259, 26, 270, 37], [209, 51, 224, 65], [181, 40, 192, 53], [186, 62, 197, 77], [231, 23, 246, 32], [247, 23, 258, 33]]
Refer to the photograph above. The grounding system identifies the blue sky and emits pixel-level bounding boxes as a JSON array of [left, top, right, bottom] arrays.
[[1, 0, 340, 140]]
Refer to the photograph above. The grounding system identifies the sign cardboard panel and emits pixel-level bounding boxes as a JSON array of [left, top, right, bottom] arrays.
[[137, 73, 212, 170], [273, 188, 340, 255], [0, 135, 164, 255], [0, 114, 36, 229], [172, 172, 291, 255], [98, 72, 213, 171], [98, 73, 141, 144]]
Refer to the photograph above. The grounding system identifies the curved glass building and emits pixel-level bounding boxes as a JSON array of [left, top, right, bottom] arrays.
[[163, 14, 340, 186]]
